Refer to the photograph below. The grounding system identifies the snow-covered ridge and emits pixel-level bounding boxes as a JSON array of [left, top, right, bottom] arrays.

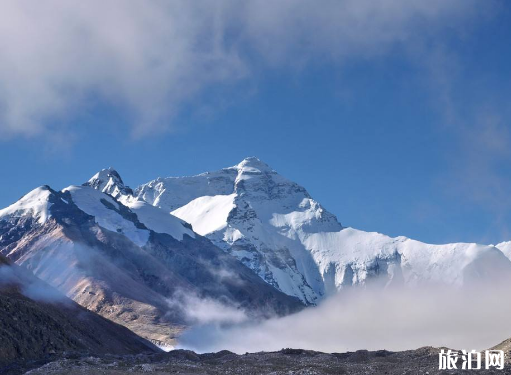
[[0, 186, 53, 225], [84, 167, 134, 199], [0, 178, 194, 246], [140, 157, 342, 304], [82, 168, 195, 241], [3, 159, 511, 307], [66, 183, 195, 242], [0, 168, 304, 344], [137, 157, 511, 304], [63, 185, 150, 247], [496, 241, 511, 260], [126, 199, 195, 241]]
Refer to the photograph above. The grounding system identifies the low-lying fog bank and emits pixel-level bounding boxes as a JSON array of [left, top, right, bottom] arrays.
[[178, 283, 511, 354]]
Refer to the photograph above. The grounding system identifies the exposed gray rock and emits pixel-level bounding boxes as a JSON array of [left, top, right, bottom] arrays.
[[24, 346, 511, 375]]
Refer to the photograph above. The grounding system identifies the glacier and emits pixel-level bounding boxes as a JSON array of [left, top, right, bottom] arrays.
[[136, 157, 511, 304], [3, 159, 510, 310], [0, 180, 302, 344]]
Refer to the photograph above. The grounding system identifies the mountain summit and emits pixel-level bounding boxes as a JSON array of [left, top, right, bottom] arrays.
[[84, 167, 134, 198], [136, 157, 511, 304], [236, 156, 275, 174], [0, 169, 303, 344], [2, 159, 511, 340], [136, 157, 343, 304]]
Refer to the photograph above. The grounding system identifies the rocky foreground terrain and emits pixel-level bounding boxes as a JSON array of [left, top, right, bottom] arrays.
[[0, 255, 158, 375], [12, 346, 511, 375]]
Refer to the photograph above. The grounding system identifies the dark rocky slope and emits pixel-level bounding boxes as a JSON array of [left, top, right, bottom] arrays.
[[24, 346, 511, 374], [0, 256, 157, 374]]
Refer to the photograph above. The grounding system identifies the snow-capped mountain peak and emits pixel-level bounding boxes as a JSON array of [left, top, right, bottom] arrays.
[[0, 185, 53, 225], [138, 158, 344, 304], [3, 159, 511, 342], [136, 157, 511, 305], [234, 156, 275, 176], [82, 168, 198, 241], [84, 167, 133, 199], [0, 176, 302, 345]]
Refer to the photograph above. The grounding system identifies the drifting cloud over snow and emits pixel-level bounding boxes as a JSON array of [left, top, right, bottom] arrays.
[[0, 0, 479, 139]]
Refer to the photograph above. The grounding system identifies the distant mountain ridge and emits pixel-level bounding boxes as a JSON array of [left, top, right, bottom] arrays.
[[0, 174, 303, 345], [136, 157, 511, 304], [2, 156, 510, 346]]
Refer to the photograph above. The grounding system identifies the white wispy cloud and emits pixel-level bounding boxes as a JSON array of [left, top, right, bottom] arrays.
[[179, 283, 511, 354], [0, 0, 479, 140]]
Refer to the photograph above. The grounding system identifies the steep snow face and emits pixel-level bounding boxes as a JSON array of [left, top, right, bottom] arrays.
[[139, 157, 511, 304], [84, 167, 133, 199], [496, 241, 511, 260], [84, 169, 195, 241], [126, 200, 195, 241], [136, 168, 237, 212], [63, 185, 150, 247], [0, 186, 53, 225], [141, 157, 344, 304], [172, 194, 236, 236], [65, 184, 195, 244], [303, 228, 511, 291]]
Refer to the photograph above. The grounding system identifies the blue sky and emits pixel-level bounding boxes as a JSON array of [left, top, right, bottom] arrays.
[[1, 1, 511, 245]]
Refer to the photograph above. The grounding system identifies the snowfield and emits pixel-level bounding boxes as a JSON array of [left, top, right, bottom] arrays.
[[64, 185, 150, 247], [0, 167, 303, 345], [136, 157, 511, 304], [0, 186, 53, 225], [172, 194, 236, 236], [127, 200, 195, 241], [84, 169, 195, 242], [4, 159, 511, 308]]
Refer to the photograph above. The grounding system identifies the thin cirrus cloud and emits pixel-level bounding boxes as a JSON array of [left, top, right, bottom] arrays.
[[0, 0, 479, 140]]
